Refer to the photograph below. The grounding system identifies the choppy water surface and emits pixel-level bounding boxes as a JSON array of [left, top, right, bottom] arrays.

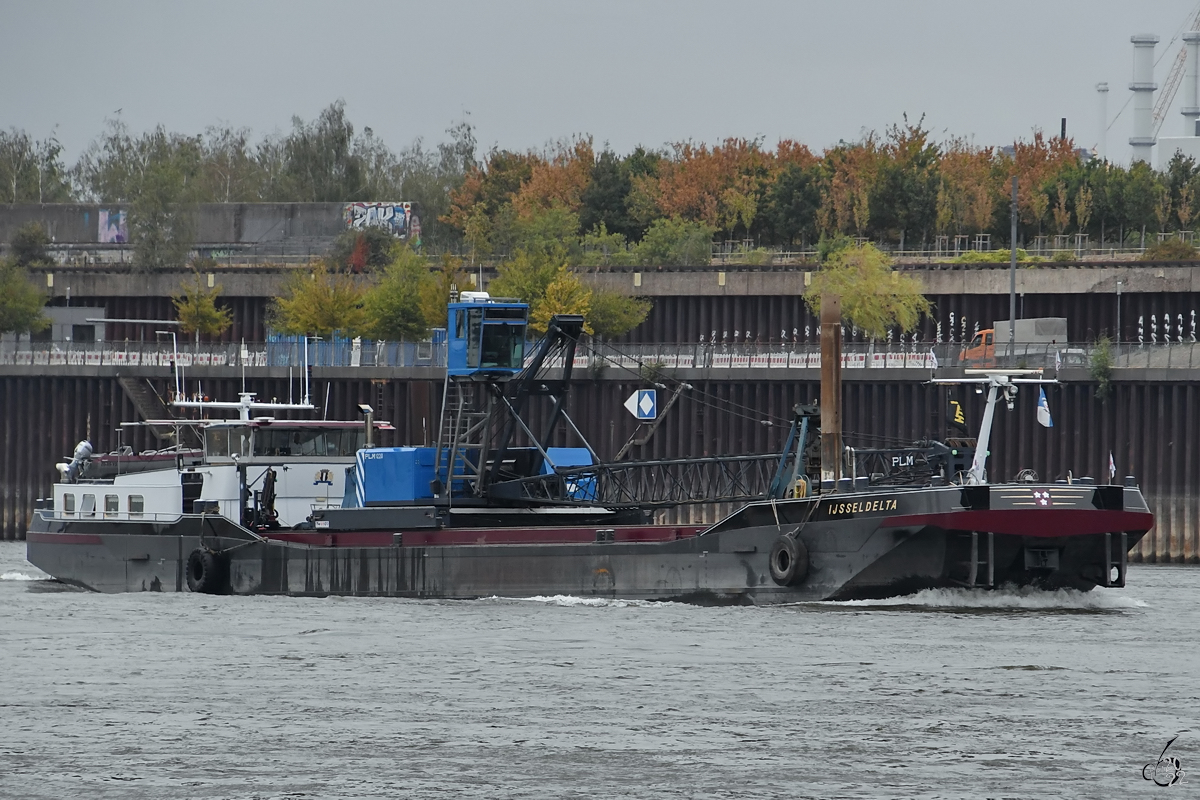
[[1, 541, 1196, 799]]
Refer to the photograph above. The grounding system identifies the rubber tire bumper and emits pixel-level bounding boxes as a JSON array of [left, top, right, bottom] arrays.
[[769, 535, 809, 586], [186, 549, 229, 594]]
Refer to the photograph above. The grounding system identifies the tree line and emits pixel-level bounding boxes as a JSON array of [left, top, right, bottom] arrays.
[[8, 103, 1200, 259]]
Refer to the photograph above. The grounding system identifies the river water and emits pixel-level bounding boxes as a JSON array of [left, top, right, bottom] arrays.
[[0, 540, 1194, 799]]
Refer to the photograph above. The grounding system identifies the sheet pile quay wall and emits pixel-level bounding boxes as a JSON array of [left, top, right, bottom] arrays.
[[0, 371, 1195, 564], [25, 261, 1200, 345]]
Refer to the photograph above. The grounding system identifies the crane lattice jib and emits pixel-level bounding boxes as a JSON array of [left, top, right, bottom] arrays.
[[1152, 8, 1200, 139]]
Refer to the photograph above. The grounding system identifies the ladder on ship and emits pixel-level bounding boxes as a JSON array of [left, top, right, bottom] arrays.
[[951, 531, 995, 587], [433, 378, 497, 497]]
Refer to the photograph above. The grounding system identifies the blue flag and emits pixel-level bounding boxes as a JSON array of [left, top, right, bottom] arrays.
[[1037, 387, 1053, 428]]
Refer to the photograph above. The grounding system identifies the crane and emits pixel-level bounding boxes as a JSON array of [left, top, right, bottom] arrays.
[[1151, 5, 1200, 139]]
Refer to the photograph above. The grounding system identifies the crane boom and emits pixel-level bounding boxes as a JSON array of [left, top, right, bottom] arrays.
[[1152, 7, 1200, 139]]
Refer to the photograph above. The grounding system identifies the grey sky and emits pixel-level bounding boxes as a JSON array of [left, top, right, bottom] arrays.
[[2, 0, 1198, 166]]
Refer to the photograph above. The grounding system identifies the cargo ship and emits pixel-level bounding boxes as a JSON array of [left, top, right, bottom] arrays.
[[26, 294, 1153, 602]]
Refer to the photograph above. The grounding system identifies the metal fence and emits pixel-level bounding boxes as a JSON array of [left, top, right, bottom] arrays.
[[6, 338, 1200, 372]]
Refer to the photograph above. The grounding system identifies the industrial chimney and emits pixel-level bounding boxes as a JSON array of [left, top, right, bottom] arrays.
[[1183, 32, 1200, 135], [1130, 33, 1159, 163], [1096, 82, 1109, 160]]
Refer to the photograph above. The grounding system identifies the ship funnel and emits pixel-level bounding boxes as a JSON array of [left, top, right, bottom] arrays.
[[1130, 34, 1159, 163]]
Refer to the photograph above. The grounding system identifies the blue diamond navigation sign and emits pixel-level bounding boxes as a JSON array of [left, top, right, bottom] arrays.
[[624, 389, 657, 420]]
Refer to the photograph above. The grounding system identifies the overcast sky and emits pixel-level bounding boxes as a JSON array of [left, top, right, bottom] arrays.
[[3, 0, 1199, 166]]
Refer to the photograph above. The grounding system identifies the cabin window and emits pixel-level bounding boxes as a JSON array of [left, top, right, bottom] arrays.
[[128, 495, 144, 518], [206, 428, 230, 457], [80, 494, 96, 517], [253, 428, 365, 457], [480, 323, 525, 369], [984, 333, 993, 346], [104, 495, 119, 517], [466, 309, 483, 367], [62, 493, 76, 515]]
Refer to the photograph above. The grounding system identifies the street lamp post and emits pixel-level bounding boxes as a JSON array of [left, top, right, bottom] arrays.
[[1116, 280, 1123, 344]]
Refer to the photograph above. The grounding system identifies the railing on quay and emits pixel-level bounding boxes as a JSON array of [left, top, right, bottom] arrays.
[[6, 338, 1200, 372]]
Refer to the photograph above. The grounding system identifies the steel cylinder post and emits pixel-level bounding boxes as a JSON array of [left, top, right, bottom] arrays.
[[820, 294, 842, 488]]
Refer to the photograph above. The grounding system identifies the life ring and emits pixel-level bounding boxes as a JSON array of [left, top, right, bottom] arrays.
[[186, 549, 229, 594], [769, 535, 809, 586]]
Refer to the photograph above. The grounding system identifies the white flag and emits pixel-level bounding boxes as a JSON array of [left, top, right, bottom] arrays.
[[929, 347, 938, 370], [1037, 387, 1054, 428], [1109, 451, 1116, 480], [1055, 349, 1062, 371]]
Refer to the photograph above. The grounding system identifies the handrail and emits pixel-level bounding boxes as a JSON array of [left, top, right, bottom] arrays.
[[3, 340, 1200, 371]]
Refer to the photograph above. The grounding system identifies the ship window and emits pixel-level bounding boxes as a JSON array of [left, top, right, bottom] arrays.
[[62, 493, 76, 515], [206, 428, 230, 457], [80, 494, 96, 517], [104, 495, 119, 517], [466, 309, 483, 367], [480, 323, 525, 369], [128, 495, 144, 518], [254, 427, 363, 457]]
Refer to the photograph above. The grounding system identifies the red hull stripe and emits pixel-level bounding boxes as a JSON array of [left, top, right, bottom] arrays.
[[882, 509, 1154, 538], [26, 532, 104, 545]]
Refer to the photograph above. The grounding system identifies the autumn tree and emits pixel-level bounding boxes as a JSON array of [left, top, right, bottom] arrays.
[[802, 244, 930, 340], [270, 262, 366, 337], [172, 271, 234, 344], [529, 266, 593, 335]]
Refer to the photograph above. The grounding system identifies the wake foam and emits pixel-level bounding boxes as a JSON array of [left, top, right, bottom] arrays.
[[827, 585, 1147, 611], [486, 594, 669, 608], [1, 570, 49, 582]]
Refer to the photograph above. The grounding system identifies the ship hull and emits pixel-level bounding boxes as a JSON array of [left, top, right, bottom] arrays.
[[26, 484, 1154, 603]]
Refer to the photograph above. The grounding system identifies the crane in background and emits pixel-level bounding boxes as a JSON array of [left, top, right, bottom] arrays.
[[1151, 4, 1200, 139]]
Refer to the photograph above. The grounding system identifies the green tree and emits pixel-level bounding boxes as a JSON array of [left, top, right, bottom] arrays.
[[270, 262, 366, 336], [172, 271, 234, 343], [10, 222, 52, 268], [579, 149, 636, 240], [576, 223, 637, 267], [803, 244, 930, 340], [529, 265, 593, 335], [0, 258, 48, 335], [361, 248, 432, 340], [0, 128, 71, 203], [635, 217, 714, 266], [489, 249, 562, 304], [587, 289, 651, 338], [765, 162, 822, 246], [396, 119, 477, 251], [328, 227, 399, 273], [419, 253, 472, 328]]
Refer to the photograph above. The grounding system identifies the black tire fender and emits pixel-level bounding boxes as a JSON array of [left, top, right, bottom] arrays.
[[186, 549, 229, 594], [768, 535, 809, 586]]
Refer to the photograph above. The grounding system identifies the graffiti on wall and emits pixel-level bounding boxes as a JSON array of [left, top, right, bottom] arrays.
[[343, 202, 420, 243], [98, 209, 127, 244]]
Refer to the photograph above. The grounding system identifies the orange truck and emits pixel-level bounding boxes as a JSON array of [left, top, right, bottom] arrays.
[[960, 318, 1067, 366]]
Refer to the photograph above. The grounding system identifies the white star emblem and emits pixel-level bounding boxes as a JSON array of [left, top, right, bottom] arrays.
[[1032, 490, 1051, 506]]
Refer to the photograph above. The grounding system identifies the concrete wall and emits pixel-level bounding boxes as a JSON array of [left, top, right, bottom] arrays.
[[0, 203, 347, 245]]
